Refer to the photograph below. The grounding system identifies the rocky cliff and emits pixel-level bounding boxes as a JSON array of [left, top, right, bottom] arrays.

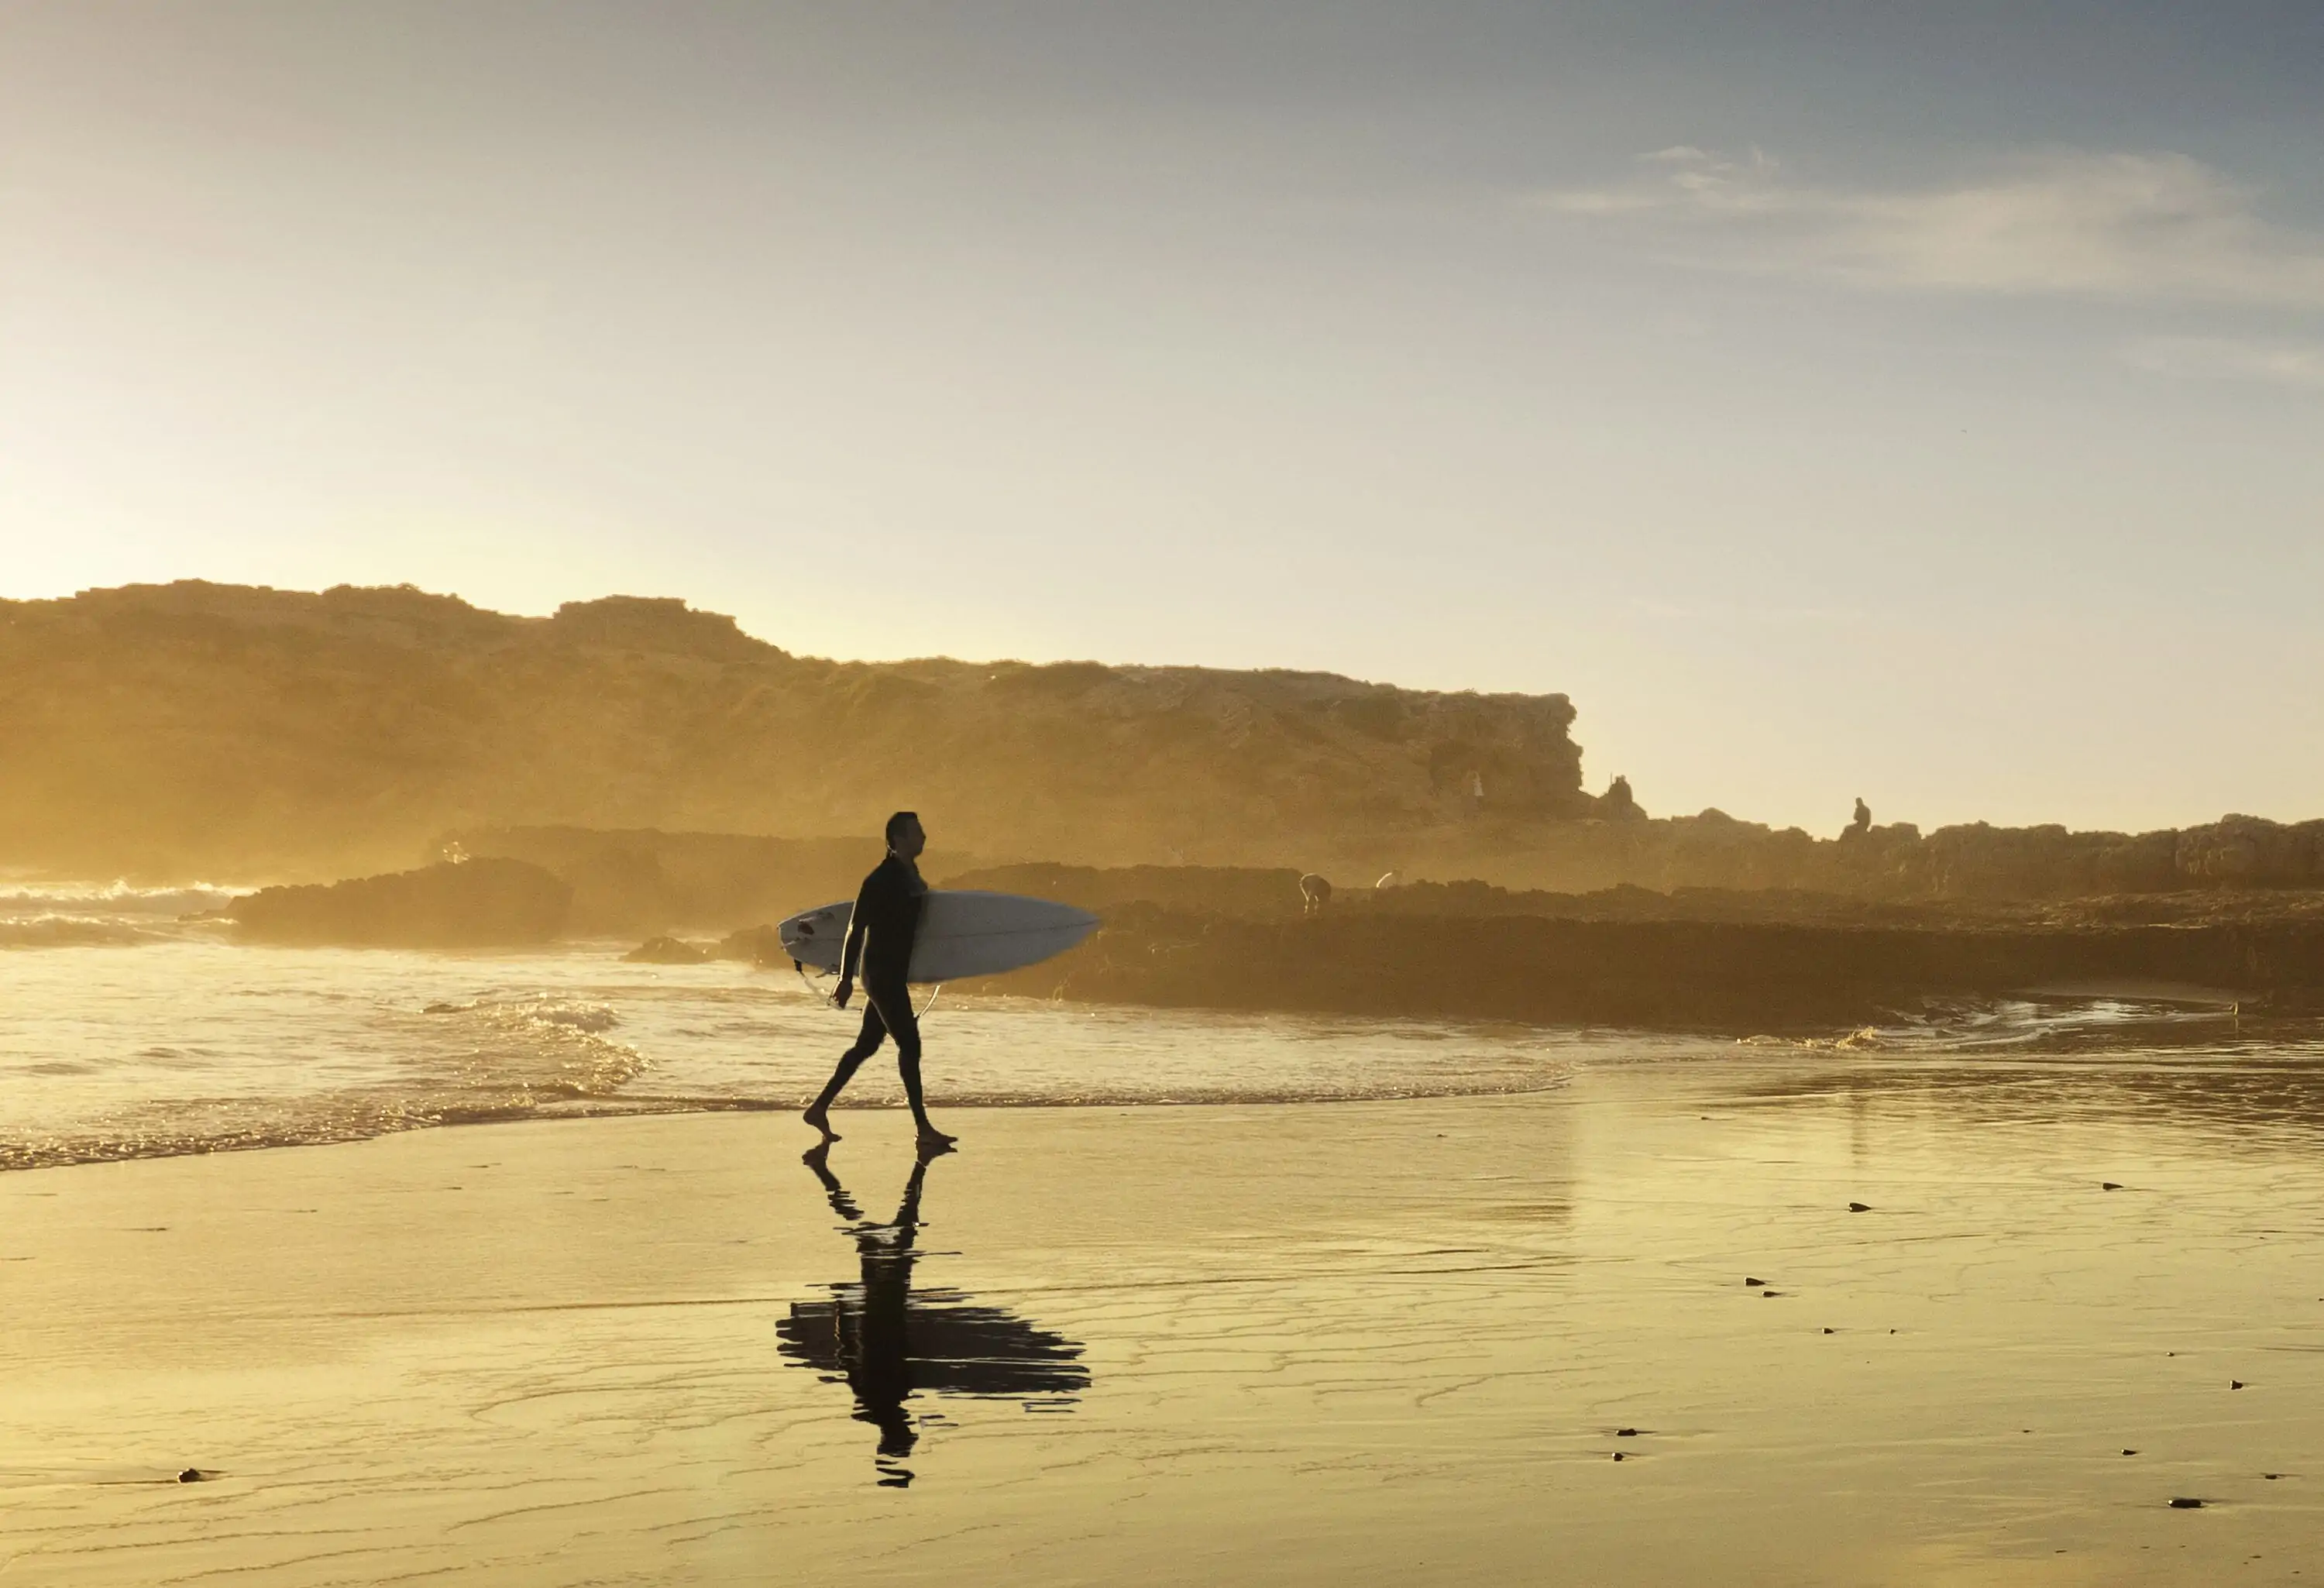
[[0, 581, 1589, 878]]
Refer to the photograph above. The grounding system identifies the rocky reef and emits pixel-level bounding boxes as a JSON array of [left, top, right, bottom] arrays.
[[976, 901, 2324, 1032], [229, 859, 571, 948], [444, 827, 950, 937], [1439, 811, 2324, 902]]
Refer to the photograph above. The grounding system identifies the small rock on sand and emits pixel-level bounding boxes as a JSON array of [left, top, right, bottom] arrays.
[[177, 1469, 203, 1483], [1745, 1276, 1766, 1287], [2102, 1181, 2123, 1191], [1848, 1201, 1872, 1212], [2169, 1497, 2203, 1509]]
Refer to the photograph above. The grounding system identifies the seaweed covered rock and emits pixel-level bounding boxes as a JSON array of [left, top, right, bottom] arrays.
[[232, 859, 570, 947]]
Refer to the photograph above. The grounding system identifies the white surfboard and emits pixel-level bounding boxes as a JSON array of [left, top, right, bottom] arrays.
[[777, 890, 1100, 984]]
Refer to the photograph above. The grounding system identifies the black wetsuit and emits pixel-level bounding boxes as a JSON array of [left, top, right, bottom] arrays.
[[834, 852, 927, 1081]]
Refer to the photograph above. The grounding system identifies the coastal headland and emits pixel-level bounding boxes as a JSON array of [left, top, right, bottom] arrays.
[[14, 580, 2324, 1030]]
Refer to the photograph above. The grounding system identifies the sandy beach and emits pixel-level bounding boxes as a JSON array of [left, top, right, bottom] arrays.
[[5, 1045, 2322, 1586]]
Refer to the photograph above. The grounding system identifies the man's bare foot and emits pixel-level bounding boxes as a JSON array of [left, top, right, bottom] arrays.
[[803, 1105, 839, 1141]]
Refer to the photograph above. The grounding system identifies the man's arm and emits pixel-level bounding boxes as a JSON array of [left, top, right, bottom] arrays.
[[835, 875, 875, 1006]]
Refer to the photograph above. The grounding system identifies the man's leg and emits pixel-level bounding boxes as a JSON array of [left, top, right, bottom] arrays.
[[803, 1001, 887, 1139], [869, 981, 953, 1148]]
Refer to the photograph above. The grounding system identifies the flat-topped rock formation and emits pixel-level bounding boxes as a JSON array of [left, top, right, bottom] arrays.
[[0, 581, 1588, 878]]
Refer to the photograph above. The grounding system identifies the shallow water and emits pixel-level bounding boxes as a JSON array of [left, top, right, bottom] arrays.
[[0, 884, 1600, 1170], [9, 881, 2324, 1173]]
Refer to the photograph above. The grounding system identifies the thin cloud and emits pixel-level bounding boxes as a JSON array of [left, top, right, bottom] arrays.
[[1542, 149, 2324, 308], [2123, 335, 2324, 390]]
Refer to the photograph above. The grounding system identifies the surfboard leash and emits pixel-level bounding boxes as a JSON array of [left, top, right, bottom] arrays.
[[790, 958, 944, 1019]]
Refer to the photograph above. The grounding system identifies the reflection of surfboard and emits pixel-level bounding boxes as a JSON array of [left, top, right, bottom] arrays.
[[778, 891, 1100, 984], [779, 1287, 1091, 1397]]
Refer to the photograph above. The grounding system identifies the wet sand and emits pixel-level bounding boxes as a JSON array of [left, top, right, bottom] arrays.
[[4, 1054, 2323, 1585]]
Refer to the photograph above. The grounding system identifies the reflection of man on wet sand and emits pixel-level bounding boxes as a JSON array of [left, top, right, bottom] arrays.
[[782, 1143, 1092, 1489], [797, 1142, 931, 1484], [803, 811, 954, 1150]]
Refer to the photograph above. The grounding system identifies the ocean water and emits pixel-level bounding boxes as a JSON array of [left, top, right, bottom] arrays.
[[8, 881, 2323, 1172], [0, 881, 1604, 1172]]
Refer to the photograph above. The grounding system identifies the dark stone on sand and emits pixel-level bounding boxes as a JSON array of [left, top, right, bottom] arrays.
[[2264, 1473, 2282, 1480], [624, 934, 710, 964], [1848, 1201, 1872, 1212], [231, 859, 570, 948], [1745, 1276, 1766, 1286], [2232, 1380, 2245, 1389], [1611, 1451, 1625, 1462], [2102, 1181, 2123, 1191], [1615, 1428, 1639, 1437], [1762, 1289, 1782, 1297], [1822, 1327, 1836, 1334], [177, 1469, 202, 1483], [2169, 1497, 2203, 1509], [2123, 1449, 2138, 1456]]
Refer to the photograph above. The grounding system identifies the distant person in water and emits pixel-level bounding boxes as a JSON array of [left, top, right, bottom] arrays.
[[803, 811, 955, 1150]]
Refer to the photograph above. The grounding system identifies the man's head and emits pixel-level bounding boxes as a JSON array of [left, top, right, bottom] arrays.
[[884, 809, 926, 859]]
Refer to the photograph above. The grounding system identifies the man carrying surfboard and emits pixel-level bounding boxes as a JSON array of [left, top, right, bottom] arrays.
[[803, 811, 956, 1150]]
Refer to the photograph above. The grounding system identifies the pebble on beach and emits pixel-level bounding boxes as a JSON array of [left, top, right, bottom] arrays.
[[2169, 1497, 2204, 1509]]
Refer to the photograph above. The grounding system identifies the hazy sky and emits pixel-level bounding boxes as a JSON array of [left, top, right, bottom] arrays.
[[5, 2, 2320, 834]]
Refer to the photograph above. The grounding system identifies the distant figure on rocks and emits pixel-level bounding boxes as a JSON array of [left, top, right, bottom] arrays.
[[1600, 775, 1645, 822], [803, 811, 954, 1152], [1300, 873, 1332, 916], [1843, 797, 1872, 840], [1466, 770, 1486, 816]]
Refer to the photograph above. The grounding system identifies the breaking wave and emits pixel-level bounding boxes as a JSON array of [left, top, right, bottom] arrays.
[[0, 916, 169, 950]]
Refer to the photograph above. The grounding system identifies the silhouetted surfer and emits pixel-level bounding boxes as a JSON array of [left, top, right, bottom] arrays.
[[803, 811, 955, 1150]]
